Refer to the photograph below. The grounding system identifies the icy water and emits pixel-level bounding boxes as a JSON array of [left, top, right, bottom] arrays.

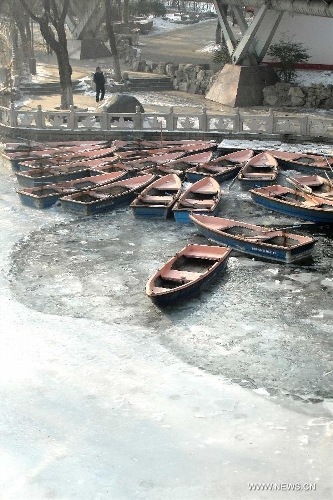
[[1, 143, 333, 404]]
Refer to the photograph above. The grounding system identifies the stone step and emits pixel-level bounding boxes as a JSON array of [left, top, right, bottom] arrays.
[[19, 81, 83, 94], [126, 76, 173, 91]]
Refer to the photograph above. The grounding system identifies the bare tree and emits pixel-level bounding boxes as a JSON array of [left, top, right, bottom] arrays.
[[18, 0, 73, 109]]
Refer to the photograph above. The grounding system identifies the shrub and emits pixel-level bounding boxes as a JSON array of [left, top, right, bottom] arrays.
[[130, 0, 166, 17], [267, 37, 310, 83], [211, 42, 232, 66]]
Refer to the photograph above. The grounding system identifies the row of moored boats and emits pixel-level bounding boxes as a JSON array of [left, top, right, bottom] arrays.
[[3, 138, 333, 306]]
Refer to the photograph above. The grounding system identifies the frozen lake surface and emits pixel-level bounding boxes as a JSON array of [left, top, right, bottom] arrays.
[[1, 140, 333, 499]]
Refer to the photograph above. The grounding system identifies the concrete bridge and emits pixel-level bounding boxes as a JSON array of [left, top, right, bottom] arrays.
[[206, 1, 333, 106], [65, 0, 333, 63], [64, 1, 333, 106]]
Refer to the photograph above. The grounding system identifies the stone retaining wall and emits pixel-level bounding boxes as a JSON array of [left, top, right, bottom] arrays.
[[263, 81, 333, 109], [117, 37, 217, 95], [118, 37, 333, 108]]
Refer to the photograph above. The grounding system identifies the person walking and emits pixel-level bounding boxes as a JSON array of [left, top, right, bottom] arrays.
[[93, 66, 105, 102]]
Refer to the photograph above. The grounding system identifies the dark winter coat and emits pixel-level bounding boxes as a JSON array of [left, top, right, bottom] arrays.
[[93, 71, 105, 89]]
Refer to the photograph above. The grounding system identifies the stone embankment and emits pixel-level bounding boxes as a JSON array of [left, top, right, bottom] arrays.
[[263, 81, 333, 109], [117, 34, 333, 109], [117, 35, 216, 96]]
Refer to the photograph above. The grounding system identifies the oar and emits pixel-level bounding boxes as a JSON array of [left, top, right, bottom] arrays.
[[285, 176, 312, 194], [260, 221, 316, 232], [321, 152, 333, 188]]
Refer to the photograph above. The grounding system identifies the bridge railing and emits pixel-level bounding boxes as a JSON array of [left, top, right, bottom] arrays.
[[1, 103, 333, 139]]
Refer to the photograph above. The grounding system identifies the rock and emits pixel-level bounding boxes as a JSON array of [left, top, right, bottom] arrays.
[[105, 94, 145, 113], [288, 86, 305, 107]]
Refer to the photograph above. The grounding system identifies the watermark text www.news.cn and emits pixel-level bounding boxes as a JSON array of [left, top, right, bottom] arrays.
[[248, 483, 316, 492]]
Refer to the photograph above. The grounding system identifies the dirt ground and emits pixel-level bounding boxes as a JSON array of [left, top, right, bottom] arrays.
[[20, 19, 234, 115], [24, 53, 230, 115]]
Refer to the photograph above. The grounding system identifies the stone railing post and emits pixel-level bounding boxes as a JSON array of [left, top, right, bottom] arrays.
[[199, 107, 207, 132], [100, 107, 108, 130], [267, 108, 274, 134], [233, 108, 241, 132], [9, 103, 16, 127], [68, 105, 75, 130], [300, 115, 309, 136], [166, 106, 174, 131], [133, 106, 142, 129], [35, 105, 43, 128]]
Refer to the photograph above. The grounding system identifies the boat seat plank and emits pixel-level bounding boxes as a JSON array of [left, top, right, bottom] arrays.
[[302, 201, 321, 207], [180, 199, 215, 208], [186, 252, 220, 259], [140, 195, 174, 204], [242, 173, 275, 178], [161, 269, 203, 282], [152, 286, 170, 293], [192, 189, 218, 195]]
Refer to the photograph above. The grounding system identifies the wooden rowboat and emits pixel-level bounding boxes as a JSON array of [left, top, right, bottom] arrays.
[[4, 144, 116, 171], [286, 174, 333, 199], [250, 184, 333, 223], [186, 149, 254, 183], [157, 151, 214, 178], [172, 177, 221, 223], [130, 174, 182, 219], [238, 152, 278, 188], [17, 171, 127, 209], [146, 243, 231, 306], [189, 214, 316, 264], [60, 173, 155, 215], [267, 150, 333, 174]]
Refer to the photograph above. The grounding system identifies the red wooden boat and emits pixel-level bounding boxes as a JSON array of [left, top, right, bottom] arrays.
[[286, 174, 333, 199], [146, 243, 231, 306], [17, 170, 127, 209], [130, 173, 182, 218], [238, 152, 278, 188], [172, 176, 221, 222]]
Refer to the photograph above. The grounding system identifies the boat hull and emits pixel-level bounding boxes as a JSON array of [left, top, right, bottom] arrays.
[[146, 244, 231, 307], [18, 191, 60, 209], [16, 168, 94, 188], [131, 205, 172, 219], [148, 259, 229, 307], [60, 174, 155, 215], [250, 191, 333, 223], [186, 166, 240, 183], [60, 191, 135, 215], [173, 205, 219, 223], [190, 223, 314, 263]]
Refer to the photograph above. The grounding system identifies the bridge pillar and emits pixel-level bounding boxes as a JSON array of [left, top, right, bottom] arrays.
[[206, 64, 279, 107]]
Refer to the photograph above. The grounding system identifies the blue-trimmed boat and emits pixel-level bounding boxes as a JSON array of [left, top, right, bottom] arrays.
[[238, 152, 278, 189], [250, 184, 333, 223], [4, 143, 113, 172], [189, 214, 316, 264], [17, 170, 127, 209], [60, 173, 155, 215], [286, 174, 333, 200], [267, 150, 333, 174], [186, 148, 253, 183], [172, 177, 221, 223], [145, 243, 231, 306], [130, 173, 182, 219], [156, 150, 214, 178]]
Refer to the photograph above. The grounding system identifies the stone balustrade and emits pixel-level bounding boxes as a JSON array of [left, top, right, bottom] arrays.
[[1, 103, 333, 141]]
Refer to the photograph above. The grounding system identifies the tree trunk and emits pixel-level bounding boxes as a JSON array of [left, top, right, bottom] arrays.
[[122, 0, 129, 25], [18, 0, 73, 109], [105, 0, 122, 82]]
